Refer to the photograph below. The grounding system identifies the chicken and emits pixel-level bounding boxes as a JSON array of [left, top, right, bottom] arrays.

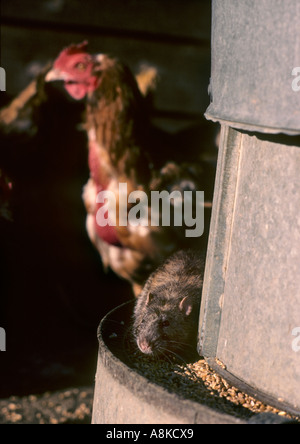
[[45, 42, 214, 296], [0, 72, 47, 224], [0, 168, 12, 222], [0, 65, 52, 136]]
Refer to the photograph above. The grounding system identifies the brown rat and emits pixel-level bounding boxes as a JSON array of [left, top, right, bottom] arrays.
[[133, 250, 205, 360]]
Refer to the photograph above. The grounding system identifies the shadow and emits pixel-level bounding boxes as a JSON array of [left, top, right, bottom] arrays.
[[0, 83, 133, 397]]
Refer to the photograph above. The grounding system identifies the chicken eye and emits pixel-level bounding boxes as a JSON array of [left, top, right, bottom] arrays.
[[161, 320, 170, 328], [76, 62, 87, 71]]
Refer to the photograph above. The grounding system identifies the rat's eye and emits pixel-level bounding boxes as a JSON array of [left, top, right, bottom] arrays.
[[75, 62, 87, 71], [161, 320, 170, 328]]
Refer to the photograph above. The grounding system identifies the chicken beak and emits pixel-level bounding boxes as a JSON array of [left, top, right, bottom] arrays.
[[45, 68, 68, 82]]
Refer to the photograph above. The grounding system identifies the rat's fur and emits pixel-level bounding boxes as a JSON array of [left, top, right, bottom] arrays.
[[133, 250, 205, 360]]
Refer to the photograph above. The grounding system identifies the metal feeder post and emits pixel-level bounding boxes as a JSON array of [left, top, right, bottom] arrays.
[[199, 0, 300, 416]]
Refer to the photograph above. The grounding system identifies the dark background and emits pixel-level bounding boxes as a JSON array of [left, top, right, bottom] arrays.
[[0, 0, 212, 397]]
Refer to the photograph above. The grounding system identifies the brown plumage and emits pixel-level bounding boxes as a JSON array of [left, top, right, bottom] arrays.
[[0, 168, 12, 222], [0, 65, 51, 136], [45, 42, 214, 296]]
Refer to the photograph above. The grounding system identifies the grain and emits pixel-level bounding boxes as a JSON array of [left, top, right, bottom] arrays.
[[129, 346, 299, 422], [0, 387, 93, 424]]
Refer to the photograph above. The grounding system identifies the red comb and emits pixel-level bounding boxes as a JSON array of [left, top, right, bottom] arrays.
[[61, 41, 89, 56]]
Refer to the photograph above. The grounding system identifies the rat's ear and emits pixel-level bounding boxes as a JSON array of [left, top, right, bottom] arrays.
[[146, 293, 154, 306], [179, 296, 193, 317]]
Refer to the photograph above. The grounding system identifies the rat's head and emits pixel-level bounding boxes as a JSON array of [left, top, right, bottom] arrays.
[[45, 41, 100, 100], [133, 291, 197, 360]]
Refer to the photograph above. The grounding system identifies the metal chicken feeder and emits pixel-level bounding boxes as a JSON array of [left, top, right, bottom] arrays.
[[92, 301, 245, 424], [199, 0, 300, 416]]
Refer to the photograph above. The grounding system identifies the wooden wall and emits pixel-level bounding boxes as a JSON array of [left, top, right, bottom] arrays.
[[1, 0, 212, 130]]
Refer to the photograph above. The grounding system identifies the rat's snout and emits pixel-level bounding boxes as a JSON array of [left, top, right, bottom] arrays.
[[137, 337, 154, 355]]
